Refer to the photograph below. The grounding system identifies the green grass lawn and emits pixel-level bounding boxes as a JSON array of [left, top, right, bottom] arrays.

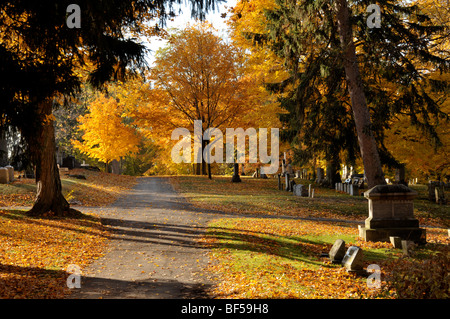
[[172, 175, 449, 299], [173, 175, 449, 227]]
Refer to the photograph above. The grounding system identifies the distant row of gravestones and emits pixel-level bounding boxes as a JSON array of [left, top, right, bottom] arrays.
[[277, 173, 315, 198], [273, 168, 448, 204], [335, 182, 361, 196]]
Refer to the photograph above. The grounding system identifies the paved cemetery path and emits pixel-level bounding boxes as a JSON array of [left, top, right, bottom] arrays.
[[69, 177, 226, 299]]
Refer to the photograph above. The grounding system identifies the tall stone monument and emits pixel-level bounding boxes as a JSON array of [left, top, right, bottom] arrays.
[[359, 184, 426, 243]]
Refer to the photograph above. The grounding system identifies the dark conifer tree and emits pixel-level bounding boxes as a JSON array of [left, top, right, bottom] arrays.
[[0, 0, 221, 216], [242, 0, 449, 188]]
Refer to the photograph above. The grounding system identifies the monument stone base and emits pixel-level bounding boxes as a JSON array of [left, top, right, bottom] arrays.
[[359, 226, 426, 243], [360, 184, 427, 244]]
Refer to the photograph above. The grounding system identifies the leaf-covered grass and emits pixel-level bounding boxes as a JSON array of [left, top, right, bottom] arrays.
[[0, 168, 138, 207], [0, 169, 137, 298], [172, 175, 449, 227], [0, 209, 108, 298], [172, 175, 449, 299], [202, 218, 449, 299]]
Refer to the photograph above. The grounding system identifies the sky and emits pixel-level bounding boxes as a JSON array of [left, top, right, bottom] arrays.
[[144, 0, 237, 66]]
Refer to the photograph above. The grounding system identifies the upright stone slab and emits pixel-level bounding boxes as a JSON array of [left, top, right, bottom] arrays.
[[329, 239, 346, 263], [5, 165, 14, 182], [289, 180, 296, 192], [349, 184, 359, 196], [293, 184, 308, 197], [0, 167, 9, 184], [359, 184, 426, 243], [342, 246, 364, 273], [293, 184, 299, 196]]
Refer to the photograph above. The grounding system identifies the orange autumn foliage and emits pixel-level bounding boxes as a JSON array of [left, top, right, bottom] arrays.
[[72, 94, 141, 165]]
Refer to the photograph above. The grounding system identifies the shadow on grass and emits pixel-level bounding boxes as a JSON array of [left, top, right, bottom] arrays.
[[205, 226, 336, 269], [0, 209, 108, 238], [0, 263, 69, 298], [205, 222, 396, 270]]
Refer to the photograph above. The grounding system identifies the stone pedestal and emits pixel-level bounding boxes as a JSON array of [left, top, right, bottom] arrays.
[[359, 184, 426, 243]]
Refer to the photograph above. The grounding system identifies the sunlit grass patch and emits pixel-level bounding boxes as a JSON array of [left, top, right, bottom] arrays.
[[203, 217, 449, 299], [0, 209, 109, 298]]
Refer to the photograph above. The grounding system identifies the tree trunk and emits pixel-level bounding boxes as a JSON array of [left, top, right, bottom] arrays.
[[202, 139, 208, 175], [195, 163, 201, 175], [327, 156, 341, 189], [0, 128, 8, 167], [27, 99, 80, 217], [335, 0, 386, 188], [111, 159, 120, 174], [231, 163, 241, 183]]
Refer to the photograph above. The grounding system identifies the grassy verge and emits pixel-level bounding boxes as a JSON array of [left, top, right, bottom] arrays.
[[0, 168, 138, 207], [202, 217, 448, 299], [172, 175, 449, 299], [0, 169, 138, 298], [0, 209, 108, 298], [172, 175, 449, 227]]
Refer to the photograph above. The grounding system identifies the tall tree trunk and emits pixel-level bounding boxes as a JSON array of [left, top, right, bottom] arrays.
[[202, 139, 208, 175], [195, 163, 201, 175], [0, 127, 8, 167], [327, 156, 341, 189], [335, 0, 386, 188], [231, 163, 241, 183], [27, 99, 80, 217]]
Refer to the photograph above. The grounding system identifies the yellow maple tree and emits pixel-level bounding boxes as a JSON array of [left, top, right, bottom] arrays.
[[72, 94, 141, 168], [125, 22, 266, 174]]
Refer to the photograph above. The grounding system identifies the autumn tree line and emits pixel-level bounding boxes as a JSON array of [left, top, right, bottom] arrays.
[[0, 0, 448, 216]]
